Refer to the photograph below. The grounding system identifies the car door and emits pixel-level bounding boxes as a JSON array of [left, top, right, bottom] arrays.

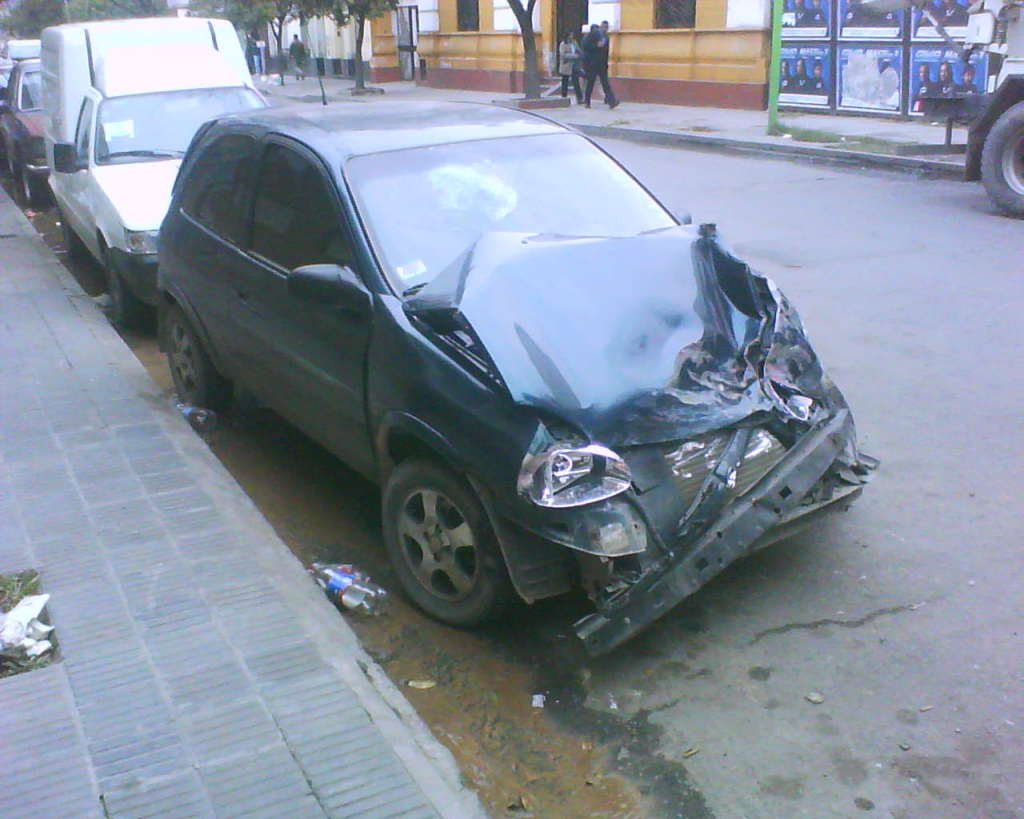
[[234, 138, 375, 475], [172, 131, 260, 369], [60, 96, 98, 258]]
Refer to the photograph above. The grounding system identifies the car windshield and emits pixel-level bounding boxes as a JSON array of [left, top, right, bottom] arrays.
[[95, 86, 263, 164], [346, 133, 677, 293], [18, 69, 41, 110]]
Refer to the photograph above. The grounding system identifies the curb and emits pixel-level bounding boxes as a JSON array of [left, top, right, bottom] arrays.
[[569, 122, 966, 179]]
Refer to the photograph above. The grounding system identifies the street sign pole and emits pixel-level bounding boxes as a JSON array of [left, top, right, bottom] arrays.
[[767, 0, 784, 133]]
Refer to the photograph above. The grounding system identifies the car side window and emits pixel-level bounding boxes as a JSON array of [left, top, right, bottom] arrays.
[[74, 99, 95, 161], [181, 134, 258, 245], [250, 143, 354, 272]]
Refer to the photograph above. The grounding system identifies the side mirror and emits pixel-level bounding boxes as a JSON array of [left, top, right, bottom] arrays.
[[288, 263, 369, 310], [53, 142, 85, 173], [0, 87, 8, 114], [674, 209, 693, 226]]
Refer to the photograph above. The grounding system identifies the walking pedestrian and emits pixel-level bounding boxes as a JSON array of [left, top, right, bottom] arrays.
[[289, 34, 308, 80], [245, 34, 259, 75], [582, 22, 619, 109], [558, 32, 583, 103]]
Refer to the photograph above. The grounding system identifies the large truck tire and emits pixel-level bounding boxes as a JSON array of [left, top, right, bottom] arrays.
[[980, 101, 1024, 218]]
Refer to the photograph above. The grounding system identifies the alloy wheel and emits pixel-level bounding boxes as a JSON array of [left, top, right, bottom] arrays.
[[168, 318, 199, 399], [396, 488, 480, 602]]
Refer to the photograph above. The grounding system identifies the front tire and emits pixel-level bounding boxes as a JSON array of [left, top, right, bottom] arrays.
[[981, 101, 1024, 219], [103, 245, 150, 329], [382, 459, 514, 627], [162, 303, 233, 410]]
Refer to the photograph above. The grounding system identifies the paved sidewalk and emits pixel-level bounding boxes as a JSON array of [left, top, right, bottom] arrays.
[[0, 189, 483, 818], [256, 76, 968, 176]]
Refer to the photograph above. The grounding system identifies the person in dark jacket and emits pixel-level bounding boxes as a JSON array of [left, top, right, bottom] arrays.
[[582, 22, 619, 109]]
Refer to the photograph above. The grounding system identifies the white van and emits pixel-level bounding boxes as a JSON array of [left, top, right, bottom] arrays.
[[42, 18, 265, 326]]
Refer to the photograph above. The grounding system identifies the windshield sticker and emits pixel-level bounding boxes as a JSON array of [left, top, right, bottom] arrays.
[[429, 164, 517, 222], [102, 120, 135, 140], [396, 259, 427, 281]]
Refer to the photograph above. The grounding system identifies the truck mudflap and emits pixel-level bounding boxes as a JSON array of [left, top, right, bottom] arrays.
[[575, 409, 861, 656]]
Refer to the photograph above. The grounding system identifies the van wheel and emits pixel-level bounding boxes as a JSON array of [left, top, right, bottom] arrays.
[[103, 245, 150, 329], [382, 459, 514, 627], [162, 303, 232, 411], [981, 101, 1024, 218]]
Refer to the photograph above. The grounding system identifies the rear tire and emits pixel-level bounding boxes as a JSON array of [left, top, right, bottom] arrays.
[[19, 167, 47, 209], [162, 303, 233, 411], [382, 459, 514, 627], [980, 101, 1024, 219], [103, 244, 150, 330]]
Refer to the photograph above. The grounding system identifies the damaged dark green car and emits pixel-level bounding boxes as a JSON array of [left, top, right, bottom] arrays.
[[158, 104, 875, 657]]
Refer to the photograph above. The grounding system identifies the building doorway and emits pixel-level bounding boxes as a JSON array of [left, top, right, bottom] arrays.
[[555, 0, 588, 72], [395, 5, 419, 80]]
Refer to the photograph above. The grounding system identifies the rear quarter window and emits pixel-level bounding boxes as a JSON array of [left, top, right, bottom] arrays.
[[181, 134, 259, 246]]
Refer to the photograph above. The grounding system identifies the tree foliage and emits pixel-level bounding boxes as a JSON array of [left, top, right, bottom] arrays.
[[317, 0, 396, 89], [0, 0, 66, 36]]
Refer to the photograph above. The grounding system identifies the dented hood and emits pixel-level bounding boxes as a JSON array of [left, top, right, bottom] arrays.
[[407, 227, 842, 447]]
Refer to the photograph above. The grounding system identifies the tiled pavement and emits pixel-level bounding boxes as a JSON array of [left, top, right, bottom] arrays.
[[0, 190, 483, 818]]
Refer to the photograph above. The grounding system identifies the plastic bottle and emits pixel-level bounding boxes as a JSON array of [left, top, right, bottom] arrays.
[[311, 562, 388, 615]]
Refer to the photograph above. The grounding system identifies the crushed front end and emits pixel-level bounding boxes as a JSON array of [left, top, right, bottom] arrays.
[[406, 225, 877, 654]]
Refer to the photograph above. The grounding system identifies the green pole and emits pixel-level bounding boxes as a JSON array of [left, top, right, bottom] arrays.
[[767, 0, 784, 134]]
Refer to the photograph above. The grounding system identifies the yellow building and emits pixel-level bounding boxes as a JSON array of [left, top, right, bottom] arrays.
[[371, 0, 770, 108]]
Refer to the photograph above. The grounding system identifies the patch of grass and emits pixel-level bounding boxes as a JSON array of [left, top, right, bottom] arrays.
[[768, 122, 911, 154], [1, 570, 56, 679], [0, 569, 41, 611]]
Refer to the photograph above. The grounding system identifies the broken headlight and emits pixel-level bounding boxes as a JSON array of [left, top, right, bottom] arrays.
[[518, 442, 632, 508]]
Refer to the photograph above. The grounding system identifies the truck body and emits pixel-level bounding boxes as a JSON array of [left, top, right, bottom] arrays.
[[40, 18, 265, 325], [867, 0, 1024, 216]]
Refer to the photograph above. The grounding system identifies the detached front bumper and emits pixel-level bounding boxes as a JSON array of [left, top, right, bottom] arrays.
[[575, 409, 866, 656]]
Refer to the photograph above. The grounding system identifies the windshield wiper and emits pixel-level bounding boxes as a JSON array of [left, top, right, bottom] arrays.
[[103, 149, 185, 159], [402, 282, 430, 299]]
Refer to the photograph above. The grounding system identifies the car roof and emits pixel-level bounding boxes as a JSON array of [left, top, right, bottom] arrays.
[[212, 101, 570, 160]]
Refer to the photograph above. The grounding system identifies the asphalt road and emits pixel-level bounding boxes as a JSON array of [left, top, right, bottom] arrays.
[[9, 138, 1023, 819], [588, 141, 1024, 819]]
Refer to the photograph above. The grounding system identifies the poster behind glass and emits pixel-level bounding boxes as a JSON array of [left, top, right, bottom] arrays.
[[780, 44, 833, 108], [838, 45, 903, 112], [839, 0, 903, 39], [909, 47, 988, 113], [782, 0, 832, 39], [911, 0, 970, 41]]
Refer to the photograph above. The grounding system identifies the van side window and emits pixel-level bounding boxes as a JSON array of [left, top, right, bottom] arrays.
[[181, 134, 258, 245], [74, 99, 95, 161], [250, 144, 354, 272]]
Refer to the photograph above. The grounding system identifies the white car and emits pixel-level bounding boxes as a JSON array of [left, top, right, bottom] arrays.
[[44, 19, 264, 326]]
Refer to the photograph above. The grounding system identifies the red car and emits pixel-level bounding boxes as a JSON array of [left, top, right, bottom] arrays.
[[0, 58, 48, 207]]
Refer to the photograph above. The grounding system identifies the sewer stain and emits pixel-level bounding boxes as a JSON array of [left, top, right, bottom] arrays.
[[854, 796, 876, 811], [748, 666, 772, 681], [759, 775, 805, 799]]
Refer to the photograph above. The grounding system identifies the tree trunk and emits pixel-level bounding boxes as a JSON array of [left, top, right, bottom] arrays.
[[355, 15, 367, 90], [509, 0, 541, 99], [272, 18, 285, 84]]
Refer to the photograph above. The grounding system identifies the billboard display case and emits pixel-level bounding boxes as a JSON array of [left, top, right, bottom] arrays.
[[780, 44, 833, 107], [837, 45, 903, 112]]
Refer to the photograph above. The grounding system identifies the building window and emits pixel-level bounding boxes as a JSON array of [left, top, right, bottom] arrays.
[[655, 0, 696, 28], [457, 0, 480, 30]]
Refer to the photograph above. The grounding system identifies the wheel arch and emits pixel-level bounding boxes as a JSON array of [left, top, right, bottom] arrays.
[[967, 79, 1024, 181], [157, 286, 229, 377], [374, 413, 465, 483]]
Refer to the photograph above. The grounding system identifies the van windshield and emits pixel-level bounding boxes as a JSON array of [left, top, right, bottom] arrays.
[[346, 133, 676, 294], [95, 86, 263, 164]]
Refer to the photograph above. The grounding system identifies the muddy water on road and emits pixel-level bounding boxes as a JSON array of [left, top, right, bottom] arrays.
[[6, 184, 719, 817]]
